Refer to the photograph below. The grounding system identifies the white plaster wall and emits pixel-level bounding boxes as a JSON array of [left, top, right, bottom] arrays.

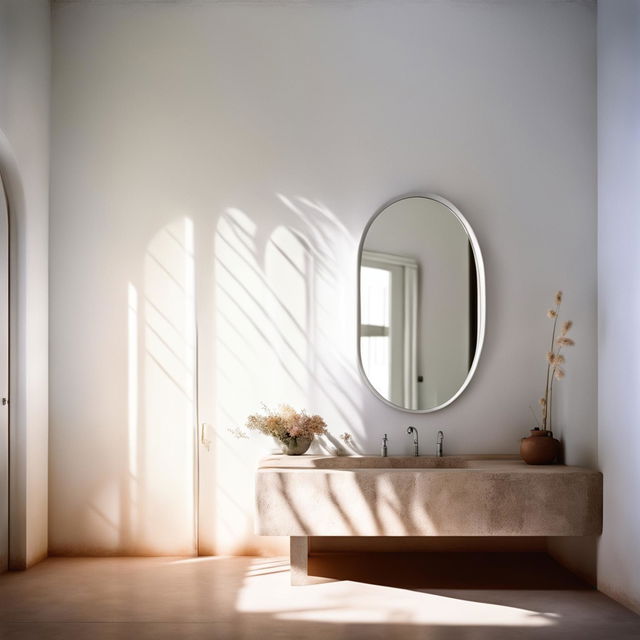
[[50, 0, 597, 555], [596, 0, 640, 614], [0, 0, 50, 568]]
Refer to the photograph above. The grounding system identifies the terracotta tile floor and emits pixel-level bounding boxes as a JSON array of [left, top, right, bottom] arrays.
[[0, 554, 639, 639]]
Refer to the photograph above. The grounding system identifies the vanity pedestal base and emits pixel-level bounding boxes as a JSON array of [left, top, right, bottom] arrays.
[[290, 537, 334, 586]]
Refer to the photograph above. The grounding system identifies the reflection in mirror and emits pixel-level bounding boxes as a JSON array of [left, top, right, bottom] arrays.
[[358, 195, 484, 412]]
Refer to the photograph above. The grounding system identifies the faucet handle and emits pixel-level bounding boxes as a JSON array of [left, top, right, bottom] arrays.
[[406, 426, 419, 456]]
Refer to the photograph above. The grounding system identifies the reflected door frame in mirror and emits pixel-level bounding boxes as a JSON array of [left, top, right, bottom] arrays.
[[357, 193, 486, 413]]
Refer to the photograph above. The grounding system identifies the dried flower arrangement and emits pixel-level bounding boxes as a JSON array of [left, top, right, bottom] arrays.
[[245, 404, 327, 445], [532, 291, 575, 432]]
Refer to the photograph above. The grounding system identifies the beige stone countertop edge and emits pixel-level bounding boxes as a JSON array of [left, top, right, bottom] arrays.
[[257, 455, 601, 475]]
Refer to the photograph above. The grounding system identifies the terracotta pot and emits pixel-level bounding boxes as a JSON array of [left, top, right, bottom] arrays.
[[520, 429, 561, 465], [276, 436, 313, 455]]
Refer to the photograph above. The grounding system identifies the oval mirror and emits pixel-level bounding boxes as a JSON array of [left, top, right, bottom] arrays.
[[358, 195, 485, 412]]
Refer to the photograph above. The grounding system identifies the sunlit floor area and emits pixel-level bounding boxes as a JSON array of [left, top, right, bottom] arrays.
[[0, 556, 639, 639]]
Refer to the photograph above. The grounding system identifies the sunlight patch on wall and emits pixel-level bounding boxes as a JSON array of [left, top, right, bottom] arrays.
[[264, 226, 310, 404], [139, 217, 196, 554], [213, 208, 285, 556], [276, 195, 364, 443], [210, 199, 365, 555]]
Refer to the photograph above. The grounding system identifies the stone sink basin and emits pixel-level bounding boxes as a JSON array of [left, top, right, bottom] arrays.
[[264, 455, 470, 469]]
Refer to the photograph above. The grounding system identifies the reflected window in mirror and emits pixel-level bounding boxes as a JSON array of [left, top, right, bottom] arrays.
[[360, 252, 418, 409]]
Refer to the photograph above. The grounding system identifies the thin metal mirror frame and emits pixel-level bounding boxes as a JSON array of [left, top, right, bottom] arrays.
[[357, 193, 486, 413]]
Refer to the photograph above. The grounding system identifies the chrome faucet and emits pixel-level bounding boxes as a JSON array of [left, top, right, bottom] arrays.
[[381, 433, 388, 457], [407, 426, 419, 456], [436, 430, 444, 457]]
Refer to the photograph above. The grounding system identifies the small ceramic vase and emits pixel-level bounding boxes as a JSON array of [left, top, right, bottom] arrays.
[[520, 429, 561, 465], [276, 436, 313, 456]]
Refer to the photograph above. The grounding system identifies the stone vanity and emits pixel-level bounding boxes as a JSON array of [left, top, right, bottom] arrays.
[[255, 455, 603, 584]]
